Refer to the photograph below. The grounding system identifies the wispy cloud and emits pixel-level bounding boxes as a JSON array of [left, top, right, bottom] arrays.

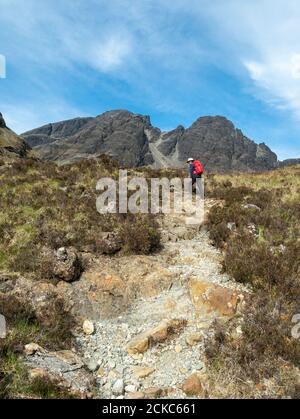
[[197, 0, 300, 121], [0, 0, 299, 158], [88, 35, 133, 73]]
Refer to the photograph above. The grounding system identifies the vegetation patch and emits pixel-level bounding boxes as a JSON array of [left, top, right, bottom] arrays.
[[205, 165, 300, 398]]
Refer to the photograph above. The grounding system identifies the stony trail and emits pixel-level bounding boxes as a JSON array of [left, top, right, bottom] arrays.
[[74, 199, 248, 399], [25, 198, 248, 398]]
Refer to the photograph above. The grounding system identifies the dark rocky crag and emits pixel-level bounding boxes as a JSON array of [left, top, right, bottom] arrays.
[[22, 110, 292, 172], [159, 116, 278, 172], [23, 110, 154, 167], [0, 112, 32, 159]]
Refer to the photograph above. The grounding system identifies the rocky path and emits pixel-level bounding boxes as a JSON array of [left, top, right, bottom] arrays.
[[24, 199, 248, 399], [74, 201, 247, 399]]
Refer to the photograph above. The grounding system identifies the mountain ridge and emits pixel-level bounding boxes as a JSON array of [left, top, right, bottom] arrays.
[[20, 110, 299, 171]]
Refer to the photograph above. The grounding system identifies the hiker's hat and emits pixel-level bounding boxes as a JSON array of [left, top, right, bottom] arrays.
[[187, 158, 194, 163]]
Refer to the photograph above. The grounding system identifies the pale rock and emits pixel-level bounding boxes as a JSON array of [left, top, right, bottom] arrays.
[[132, 366, 155, 379], [112, 379, 124, 396], [125, 385, 137, 393], [175, 344, 183, 353], [83, 320, 95, 336], [186, 334, 203, 347], [24, 343, 44, 356]]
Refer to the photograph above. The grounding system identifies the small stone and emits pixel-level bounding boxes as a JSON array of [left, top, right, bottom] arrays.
[[175, 344, 183, 353], [125, 385, 137, 393], [115, 365, 124, 375], [97, 367, 106, 378], [227, 222, 237, 231], [87, 360, 98, 372], [243, 204, 261, 211], [127, 336, 149, 356], [112, 379, 124, 396], [126, 392, 145, 399], [144, 387, 162, 399], [182, 373, 204, 396], [83, 320, 95, 336], [108, 371, 117, 382], [186, 334, 203, 347], [132, 366, 155, 379], [108, 360, 116, 370]]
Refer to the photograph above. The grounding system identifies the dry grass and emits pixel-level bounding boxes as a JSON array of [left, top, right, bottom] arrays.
[[0, 157, 162, 279], [205, 165, 300, 399], [0, 294, 76, 399]]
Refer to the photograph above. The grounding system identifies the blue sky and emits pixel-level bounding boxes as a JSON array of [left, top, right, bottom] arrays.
[[0, 0, 300, 160]]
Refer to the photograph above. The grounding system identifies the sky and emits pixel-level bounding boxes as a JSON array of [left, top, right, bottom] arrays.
[[0, 0, 300, 160]]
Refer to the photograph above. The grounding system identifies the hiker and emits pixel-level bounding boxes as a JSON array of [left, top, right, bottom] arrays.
[[187, 158, 204, 186]]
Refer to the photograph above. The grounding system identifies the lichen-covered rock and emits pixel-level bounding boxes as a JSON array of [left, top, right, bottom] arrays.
[[53, 247, 82, 282], [98, 232, 122, 255]]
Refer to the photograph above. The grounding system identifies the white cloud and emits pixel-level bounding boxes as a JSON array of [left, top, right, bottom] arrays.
[[242, 53, 300, 119], [88, 36, 133, 73], [195, 0, 300, 121]]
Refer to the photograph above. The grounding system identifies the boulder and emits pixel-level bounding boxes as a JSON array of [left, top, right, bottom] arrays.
[[189, 279, 245, 317], [53, 247, 82, 282], [98, 232, 122, 255], [182, 373, 204, 396], [127, 319, 185, 355]]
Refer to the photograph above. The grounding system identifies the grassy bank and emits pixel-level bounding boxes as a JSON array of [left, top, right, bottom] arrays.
[[205, 165, 300, 398]]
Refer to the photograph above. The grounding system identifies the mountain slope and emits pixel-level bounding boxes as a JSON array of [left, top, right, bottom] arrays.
[[23, 110, 279, 172], [0, 113, 32, 159], [279, 158, 300, 168]]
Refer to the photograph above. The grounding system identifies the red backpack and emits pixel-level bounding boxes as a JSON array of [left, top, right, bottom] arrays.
[[193, 160, 204, 176]]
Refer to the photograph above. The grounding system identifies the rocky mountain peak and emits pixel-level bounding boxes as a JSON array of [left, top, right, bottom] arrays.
[[22, 110, 282, 172]]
